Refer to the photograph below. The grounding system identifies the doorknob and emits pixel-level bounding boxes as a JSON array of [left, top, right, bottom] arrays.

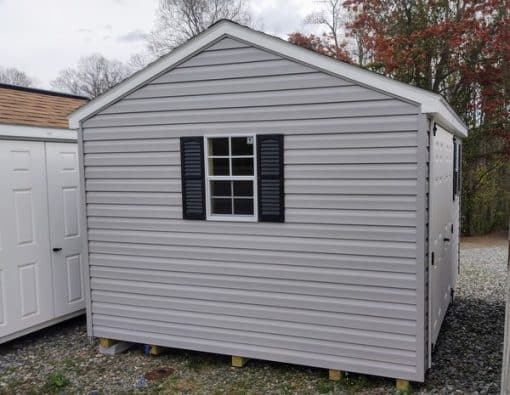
[[52, 247, 62, 252]]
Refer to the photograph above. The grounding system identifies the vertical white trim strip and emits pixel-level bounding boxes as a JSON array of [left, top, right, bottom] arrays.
[[415, 113, 429, 381], [76, 127, 93, 337]]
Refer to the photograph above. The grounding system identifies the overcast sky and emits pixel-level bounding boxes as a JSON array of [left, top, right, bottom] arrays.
[[0, 0, 320, 89]]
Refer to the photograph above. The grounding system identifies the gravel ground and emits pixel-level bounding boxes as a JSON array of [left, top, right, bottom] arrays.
[[0, 241, 507, 394], [418, 244, 507, 395]]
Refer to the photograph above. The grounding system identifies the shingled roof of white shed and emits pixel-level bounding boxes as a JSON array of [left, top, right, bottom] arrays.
[[69, 19, 468, 137]]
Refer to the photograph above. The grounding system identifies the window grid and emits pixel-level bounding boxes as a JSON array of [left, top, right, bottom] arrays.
[[204, 135, 257, 222]]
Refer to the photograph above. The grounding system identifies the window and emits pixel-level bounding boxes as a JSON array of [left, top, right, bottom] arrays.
[[180, 134, 284, 222], [205, 136, 257, 221]]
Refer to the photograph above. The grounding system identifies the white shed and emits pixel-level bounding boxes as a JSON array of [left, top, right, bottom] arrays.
[[0, 84, 87, 344], [69, 21, 467, 384]]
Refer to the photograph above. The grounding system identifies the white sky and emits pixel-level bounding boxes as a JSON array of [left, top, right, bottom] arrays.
[[0, 0, 320, 89]]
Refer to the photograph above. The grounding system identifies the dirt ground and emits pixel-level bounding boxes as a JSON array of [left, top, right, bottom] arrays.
[[461, 230, 508, 249]]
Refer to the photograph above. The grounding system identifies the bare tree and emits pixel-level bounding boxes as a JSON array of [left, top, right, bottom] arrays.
[[128, 51, 156, 72], [51, 54, 131, 98], [0, 67, 35, 87], [148, 0, 252, 57], [304, 0, 369, 64], [304, 0, 345, 52], [344, 8, 371, 66]]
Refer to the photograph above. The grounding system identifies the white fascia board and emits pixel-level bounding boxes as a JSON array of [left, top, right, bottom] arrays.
[[69, 20, 468, 137], [68, 21, 231, 129], [418, 95, 468, 138], [0, 123, 77, 141]]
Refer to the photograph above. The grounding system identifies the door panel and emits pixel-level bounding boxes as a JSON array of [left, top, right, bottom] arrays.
[[0, 141, 54, 338], [429, 126, 454, 346], [46, 143, 84, 316]]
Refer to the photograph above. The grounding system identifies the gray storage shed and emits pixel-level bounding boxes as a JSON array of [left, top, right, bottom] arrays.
[[69, 20, 467, 383]]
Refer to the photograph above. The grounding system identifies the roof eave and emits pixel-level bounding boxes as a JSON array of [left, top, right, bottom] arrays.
[[69, 19, 468, 139], [422, 97, 468, 138], [68, 21, 231, 129]]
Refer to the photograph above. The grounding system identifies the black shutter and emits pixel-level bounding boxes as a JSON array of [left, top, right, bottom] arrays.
[[453, 138, 458, 201], [257, 134, 284, 222], [180, 137, 205, 220], [458, 144, 462, 195]]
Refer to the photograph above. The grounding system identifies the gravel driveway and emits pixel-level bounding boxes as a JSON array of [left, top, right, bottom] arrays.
[[0, 241, 507, 394]]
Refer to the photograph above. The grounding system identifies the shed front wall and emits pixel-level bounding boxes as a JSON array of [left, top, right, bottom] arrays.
[[80, 37, 425, 380]]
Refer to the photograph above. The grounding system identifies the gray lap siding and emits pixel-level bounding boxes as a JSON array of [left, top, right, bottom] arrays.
[[80, 37, 424, 380]]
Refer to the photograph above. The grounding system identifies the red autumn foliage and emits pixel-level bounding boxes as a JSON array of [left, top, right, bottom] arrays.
[[343, 0, 509, 155], [288, 0, 509, 233], [344, 0, 509, 234], [288, 32, 352, 63]]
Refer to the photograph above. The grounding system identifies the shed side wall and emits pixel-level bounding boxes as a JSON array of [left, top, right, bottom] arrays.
[[80, 37, 424, 381]]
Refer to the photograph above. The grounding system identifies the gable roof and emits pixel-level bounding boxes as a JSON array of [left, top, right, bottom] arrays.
[[69, 20, 468, 137], [0, 83, 87, 129]]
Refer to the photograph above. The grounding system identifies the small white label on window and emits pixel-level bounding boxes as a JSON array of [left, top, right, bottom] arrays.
[[246, 137, 253, 144]]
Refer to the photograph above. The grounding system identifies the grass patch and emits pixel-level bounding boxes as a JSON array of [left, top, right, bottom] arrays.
[[184, 353, 224, 372], [335, 374, 380, 395], [43, 371, 70, 393], [160, 376, 198, 393], [316, 379, 335, 393]]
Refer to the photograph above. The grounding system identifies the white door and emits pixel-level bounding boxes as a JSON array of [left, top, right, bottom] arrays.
[[0, 141, 54, 338], [46, 143, 84, 316], [429, 126, 454, 347]]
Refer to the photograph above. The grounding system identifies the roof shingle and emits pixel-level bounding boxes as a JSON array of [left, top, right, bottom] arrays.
[[0, 84, 88, 129]]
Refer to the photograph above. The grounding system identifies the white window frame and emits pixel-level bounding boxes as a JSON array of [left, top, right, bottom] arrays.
[[204, 134, 258, 222]]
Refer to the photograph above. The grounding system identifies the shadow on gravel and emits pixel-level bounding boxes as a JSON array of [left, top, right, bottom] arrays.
[[0, 315, 86, 355], [421, 296, 504, 394]]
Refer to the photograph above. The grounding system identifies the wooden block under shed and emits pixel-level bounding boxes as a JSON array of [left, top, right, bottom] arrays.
[[150, 345, 165, 355], [396, 379, 411, 393], [329, 369, 343, 381], [231, 355, 249, 367], [99, 338, 116, 348]]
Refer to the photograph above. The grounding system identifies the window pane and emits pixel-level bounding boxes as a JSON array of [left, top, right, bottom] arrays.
[[231, 137, 253, 156], [232, 158, 253, 175], [209, 137, 229, 156], [209, 158, 229, 175], [212, 198, 232, 214], [234, 198, 254, 215], [233, 181, 253, 197], [211, 181, 231, 197]]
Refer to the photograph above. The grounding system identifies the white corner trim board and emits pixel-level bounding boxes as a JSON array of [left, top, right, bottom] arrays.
[[0, 123, 77, 141], [68, 20, 468, 138]]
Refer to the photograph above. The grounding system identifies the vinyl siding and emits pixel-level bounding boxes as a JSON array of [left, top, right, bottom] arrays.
[[80, 37, 424, 381]]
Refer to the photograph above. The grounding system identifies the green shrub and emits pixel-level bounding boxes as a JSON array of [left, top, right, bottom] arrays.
[[44, 371, 70, 392]]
